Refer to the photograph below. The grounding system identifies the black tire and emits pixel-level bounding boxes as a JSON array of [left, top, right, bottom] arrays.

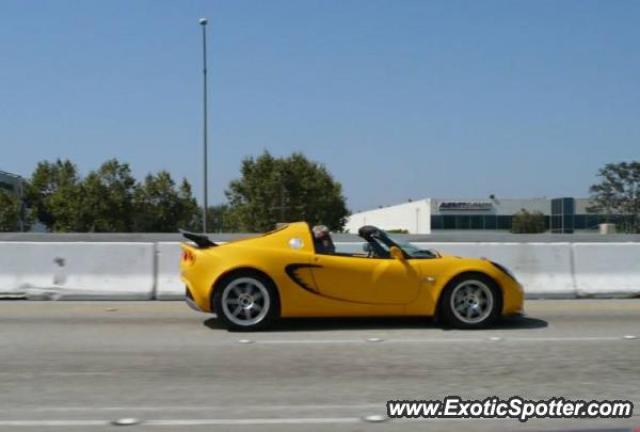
[[212, 270, 280, 331], [439, 273, 501, 329]]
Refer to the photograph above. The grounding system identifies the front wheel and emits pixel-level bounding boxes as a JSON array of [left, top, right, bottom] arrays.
[[439, 274, 501, 329], [213, 272, 279, 331]]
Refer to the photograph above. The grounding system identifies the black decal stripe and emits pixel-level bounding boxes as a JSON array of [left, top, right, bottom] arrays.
[[285, 263, 322, 293], [284, 263, 377, 305]]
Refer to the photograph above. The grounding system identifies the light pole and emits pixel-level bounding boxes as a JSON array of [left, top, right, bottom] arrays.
[[199, 17, 209, 233]]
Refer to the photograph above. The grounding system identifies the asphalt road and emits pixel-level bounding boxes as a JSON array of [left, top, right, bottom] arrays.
[[0, 300, 638, 431]]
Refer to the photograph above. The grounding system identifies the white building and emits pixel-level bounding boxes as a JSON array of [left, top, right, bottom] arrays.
[[345, 199, 431, 234], [0, 170, 24, 198], [346, 197, 614, 234]]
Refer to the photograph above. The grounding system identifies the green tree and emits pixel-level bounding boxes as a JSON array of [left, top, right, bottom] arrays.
[[25, 158, 201, 232], [207, 204, 240, 232], [589, 161, 640, 233], [206, 204, 232, 232], [189, 204, 237, 233], [0, 190, 23, 232], [132, 171, 198, 232], [80, 159, 137, 232], [511, 209, 546, 234], [25, 159, 84, 231], [225, 151, 349, 232]]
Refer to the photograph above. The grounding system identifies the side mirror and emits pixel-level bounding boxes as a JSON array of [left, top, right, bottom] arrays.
[[389, 246, 405, 261]]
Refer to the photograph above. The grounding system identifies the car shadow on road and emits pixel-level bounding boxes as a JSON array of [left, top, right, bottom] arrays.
[[476, 316, 548, 331], [203, 315, 548, 333]]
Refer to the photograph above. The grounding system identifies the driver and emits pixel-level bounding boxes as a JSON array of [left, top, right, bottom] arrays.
[[312, 225, 335, 254]]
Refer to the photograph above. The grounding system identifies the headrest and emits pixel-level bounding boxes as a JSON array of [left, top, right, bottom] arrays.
[[358, 225, 380, 239]]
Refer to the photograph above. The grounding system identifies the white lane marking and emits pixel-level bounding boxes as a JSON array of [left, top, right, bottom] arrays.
[[2, 414, 639, 427], [507, 336, 624, 342], [258, 339, 364, 344], [13, 336, 609, 349], [0, 420, 108, 426], [41, 372, 115, 376], [0, 372, 115, 378], [0, 418, 362, 427], [22, 403, 383, 412], [249, 336, 630, 345], [362, 414, 388, 423], [146, 417, 362, 425], [111, 418, 140, 426]]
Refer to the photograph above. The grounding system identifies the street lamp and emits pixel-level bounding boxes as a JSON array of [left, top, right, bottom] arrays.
[[199, 17, 209, 233]]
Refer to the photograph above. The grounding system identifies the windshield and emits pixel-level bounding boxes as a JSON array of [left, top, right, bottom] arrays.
[[396, 240, 425, 256], [374, 229, 437, 259]]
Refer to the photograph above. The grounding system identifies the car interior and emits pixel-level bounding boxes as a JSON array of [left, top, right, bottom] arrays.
[[311, 225, 394, 259], [312, 224, 438, 260]]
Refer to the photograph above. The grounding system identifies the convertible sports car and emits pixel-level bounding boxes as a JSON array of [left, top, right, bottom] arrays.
[[180, 222, 524, 330]]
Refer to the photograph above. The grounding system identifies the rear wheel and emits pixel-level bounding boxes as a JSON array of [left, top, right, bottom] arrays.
[[213, 271, 279, 331], [440, 274, 501, 329]]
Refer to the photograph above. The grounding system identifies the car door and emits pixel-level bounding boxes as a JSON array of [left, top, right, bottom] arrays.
[[309, 254, 420, 304]]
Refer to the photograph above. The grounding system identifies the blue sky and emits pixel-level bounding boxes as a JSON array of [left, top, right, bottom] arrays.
[[1, 0, 638, 211]]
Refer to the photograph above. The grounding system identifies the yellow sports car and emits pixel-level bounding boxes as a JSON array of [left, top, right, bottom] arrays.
[[180, 222, 524, 331]]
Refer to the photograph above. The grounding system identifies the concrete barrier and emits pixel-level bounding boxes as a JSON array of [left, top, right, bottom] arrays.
[[573, 243, 640, 297], [0, 240, 638, 300], [414, 243, 576, 298], [0, 242, 154, 300], [156, 242, 184, 300]]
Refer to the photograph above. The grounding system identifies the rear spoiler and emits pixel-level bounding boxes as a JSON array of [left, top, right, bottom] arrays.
[[179, 229, 217, 248]]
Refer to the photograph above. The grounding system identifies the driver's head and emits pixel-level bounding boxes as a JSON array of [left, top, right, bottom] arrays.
[[312, 225, 330, 240], [312, 225, 335, 253]]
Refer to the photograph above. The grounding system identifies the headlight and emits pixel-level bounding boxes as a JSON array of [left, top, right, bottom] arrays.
[[491, 261, 517, 281]]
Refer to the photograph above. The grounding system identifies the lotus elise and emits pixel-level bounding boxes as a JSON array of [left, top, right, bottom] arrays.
[[180, 222, 524, 330]]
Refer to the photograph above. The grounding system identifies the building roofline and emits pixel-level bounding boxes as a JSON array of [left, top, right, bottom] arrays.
[[0, 170, 24, 180]]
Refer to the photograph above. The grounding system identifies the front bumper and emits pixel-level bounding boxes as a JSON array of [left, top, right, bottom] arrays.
[[501, 279, 525, 316]]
